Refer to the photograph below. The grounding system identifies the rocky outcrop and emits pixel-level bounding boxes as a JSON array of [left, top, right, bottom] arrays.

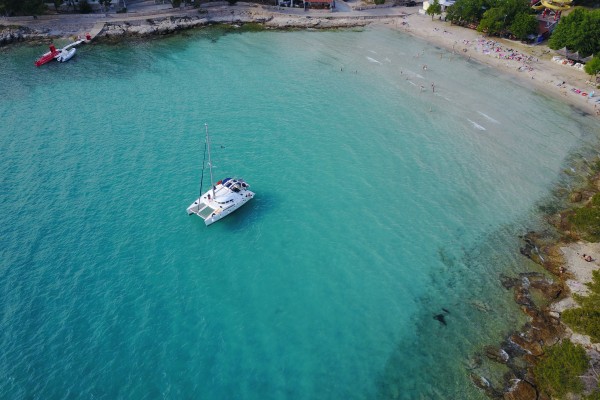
[[470, 373, 503, 399], [484, 346, 510, 364], [0, 25, 47, 46], [503, 379, 537, 400], [472, 248, 568, 398], [2, 9, 373, 47], [96, 12, 370, 40], [99, 16, 211, 38]]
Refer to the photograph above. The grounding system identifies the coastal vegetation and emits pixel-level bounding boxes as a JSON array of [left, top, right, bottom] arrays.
[[533, 340, 589, 397], [549, 8, 600, 58], [509, 12, 537, 40], [0, 0, 45, 16], [446, 0, 537, 38], [426, 0, 442, 20], [78, 0, 93, 13], [562, 270, 600, 342], [548, 8, 600, 77], [568, 192, 600, 241]]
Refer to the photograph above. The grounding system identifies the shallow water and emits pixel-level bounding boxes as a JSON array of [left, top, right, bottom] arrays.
[[1, 26, 598, 399]]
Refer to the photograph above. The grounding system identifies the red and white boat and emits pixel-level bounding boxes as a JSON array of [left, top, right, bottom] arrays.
[[34, 44, 60, 67]]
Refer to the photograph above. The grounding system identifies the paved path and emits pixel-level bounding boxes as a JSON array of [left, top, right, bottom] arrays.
[[87, 21, 105, 39], [0, 1, 416, 37]]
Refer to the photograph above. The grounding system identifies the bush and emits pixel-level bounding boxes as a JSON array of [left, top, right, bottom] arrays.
[[585, 56, 600, 77], [569, 193, 600, 241], [563, 308, 600, 341], [78, 0, 92, 13], [534, 340, 589, 398], [374, 0, 385, 4], [563, 270, 600, 342]]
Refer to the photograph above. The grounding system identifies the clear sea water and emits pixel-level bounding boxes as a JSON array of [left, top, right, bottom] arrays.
[[1, 25, 599, 399]]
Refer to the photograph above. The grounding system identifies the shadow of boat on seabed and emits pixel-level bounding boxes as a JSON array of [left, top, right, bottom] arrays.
[[215, 191, 279, 233]]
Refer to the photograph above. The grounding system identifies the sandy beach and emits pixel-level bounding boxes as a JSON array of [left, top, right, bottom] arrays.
[[390, 12, 600, 118]]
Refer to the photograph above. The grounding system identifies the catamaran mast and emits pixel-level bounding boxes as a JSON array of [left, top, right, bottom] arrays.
[[205, 123, 215, 198]]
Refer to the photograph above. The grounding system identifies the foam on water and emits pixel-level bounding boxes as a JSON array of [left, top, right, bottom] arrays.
[[0, 26, 598, 399], [467, 119, 487, 130], [478, 111, 500, 124]]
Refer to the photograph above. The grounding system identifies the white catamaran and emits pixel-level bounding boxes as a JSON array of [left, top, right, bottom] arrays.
[[187, 124, 254, 226]]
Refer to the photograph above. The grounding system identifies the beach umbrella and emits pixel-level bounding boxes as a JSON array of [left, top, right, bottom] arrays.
[[556, 47, 568, 56], [565, 50, 580, 61]]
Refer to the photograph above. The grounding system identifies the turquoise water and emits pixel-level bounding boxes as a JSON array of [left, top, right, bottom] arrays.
[[1, 26, 599, 399]]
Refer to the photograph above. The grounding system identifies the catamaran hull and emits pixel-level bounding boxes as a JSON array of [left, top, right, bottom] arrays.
[[187, 190, 254, 226], [205, 197, 253, 226]]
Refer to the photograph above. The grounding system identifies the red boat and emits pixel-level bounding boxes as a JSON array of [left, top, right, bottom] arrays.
[[35, 44, 59, 67]]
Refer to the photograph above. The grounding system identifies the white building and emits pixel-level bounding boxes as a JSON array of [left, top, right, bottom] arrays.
[[421, 0, 455, 13]]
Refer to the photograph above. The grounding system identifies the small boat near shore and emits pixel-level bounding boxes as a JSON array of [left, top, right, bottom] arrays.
[[56, 47, 76, 63], [34, 44, 60, 67], [34, 38, 86, 67], [187, 124, 254, 226]]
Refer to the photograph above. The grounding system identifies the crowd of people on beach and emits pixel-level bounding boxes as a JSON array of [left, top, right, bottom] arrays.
[[474, 38, 538, 63]]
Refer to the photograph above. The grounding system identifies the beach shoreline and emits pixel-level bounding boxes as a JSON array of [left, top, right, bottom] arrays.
[[389, 13, 599, 118], [2, 5, 600, 398], [2, 5, 599, 117]]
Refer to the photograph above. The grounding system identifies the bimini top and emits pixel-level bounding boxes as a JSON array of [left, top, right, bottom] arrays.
[[220, 178, 250, 193]]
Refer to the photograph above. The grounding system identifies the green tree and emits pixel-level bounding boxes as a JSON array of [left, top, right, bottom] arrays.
[[53, 0, 64, 11], [0, 0, 46, 15], [501, 0, 530, 23], [478, 7, 506, 35], [78, 0, 92, 13], [98, 0, 112, 11], [549, 8, 600, 57], [426, 0, 442, 20], [510, 12, 537, 40], [446, 0, 490, 24], [171, 0, 182, 7], [534, 340, 589, 398], [447, 0, 531, 31], [584, 56, 600, 76]]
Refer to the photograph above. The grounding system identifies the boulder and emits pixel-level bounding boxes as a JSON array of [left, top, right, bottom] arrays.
[[528, 277, 562, 300], [530, 315, 563, 345], [470, 373, 503, 399], [514, 287, 532, 306], [503, 379, 537, 400], [570, 191, 583, 203], [485, 345, 510, 364], [510, 334, 543, 357], [500, 274, 519, 290]]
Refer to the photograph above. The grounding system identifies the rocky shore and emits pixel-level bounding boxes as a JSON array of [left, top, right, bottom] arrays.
[[471, 175, 600, 398], [0, 5, 380, 46], [0, 25, 48, 46], [95, 13, 370, 39], [2, 5, 599, 397]]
